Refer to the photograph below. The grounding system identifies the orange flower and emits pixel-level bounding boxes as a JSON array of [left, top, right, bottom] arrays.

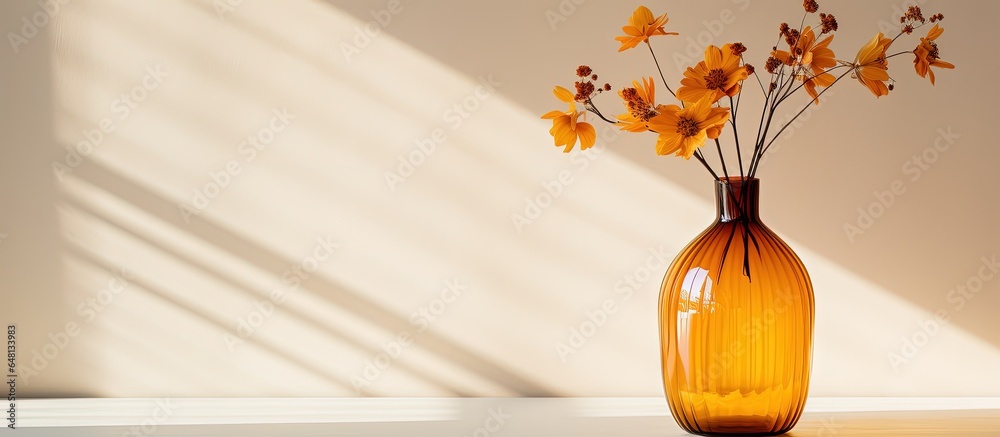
[[772, 26, 837, 104], [647, 94, 730, 159], [677, 44, 749, 104], [541, 86, 597, 152], [913, 24, 954, 85], [853, 32, 893, 98], [616, 77, 657, 132], [615, 6, 678, 52]]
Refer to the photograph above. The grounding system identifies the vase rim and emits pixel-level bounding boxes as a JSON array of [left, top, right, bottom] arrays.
[[717, 176, 759, 184]]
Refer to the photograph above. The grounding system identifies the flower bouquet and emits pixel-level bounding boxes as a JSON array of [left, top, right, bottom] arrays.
[[542, 2, 952, 164]]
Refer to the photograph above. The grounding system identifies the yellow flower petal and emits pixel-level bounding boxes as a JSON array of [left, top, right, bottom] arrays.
[[541, 110, 565, 120], [577, 123, 596, 150], [655, 132, 683, 156], [553, 86, 575, 103]]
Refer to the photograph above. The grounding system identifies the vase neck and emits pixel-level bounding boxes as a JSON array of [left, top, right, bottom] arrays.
[[715, 177, 759, 223]]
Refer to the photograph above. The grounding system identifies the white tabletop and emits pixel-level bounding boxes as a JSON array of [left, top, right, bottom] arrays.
[[11, 397, 1000, 436]]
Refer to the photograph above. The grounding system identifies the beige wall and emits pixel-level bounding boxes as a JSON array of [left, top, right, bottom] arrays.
[[0, 0, 997, 397]]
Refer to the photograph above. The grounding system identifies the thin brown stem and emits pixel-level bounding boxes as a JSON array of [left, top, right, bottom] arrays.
[[754, 67, 855, 166], [748, 70, 786, 177], [693, 150, 720, 180], [750, 73, 775, 174], [646, 41, 678, 99], [585, 103, 618, 125], [757, 66, 795, 159], [891, 21, 929, 45], [779, 66, 801, 103], [753, 70, 768, 95], [715, 138, 730, 182], [775, 64, 849, 107], [728, 95, 744, 179]]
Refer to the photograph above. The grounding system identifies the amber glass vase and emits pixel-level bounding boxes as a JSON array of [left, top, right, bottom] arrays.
[[658, 177, 814, 436]]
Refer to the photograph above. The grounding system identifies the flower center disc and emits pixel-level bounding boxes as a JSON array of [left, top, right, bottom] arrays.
[[704, 68, 728, 91], [676, 117, 700, 137]]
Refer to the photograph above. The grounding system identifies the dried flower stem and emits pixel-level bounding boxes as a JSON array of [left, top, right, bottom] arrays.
[[585, 102, 619, 125], [646, 41, 678, 100], [775, 64, 849, 107], [753, 67, 855, 172], [715, 138, 731, 182], [693, 150, 720, 180], [729, 96, 745, 179]]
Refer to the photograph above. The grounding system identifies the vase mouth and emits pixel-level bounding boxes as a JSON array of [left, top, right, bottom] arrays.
[[715, 177, 759, 222], [717, 176, 759, 185]]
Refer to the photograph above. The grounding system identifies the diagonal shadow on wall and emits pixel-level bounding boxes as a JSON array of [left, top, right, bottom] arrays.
[[70, 159, 555, 396]]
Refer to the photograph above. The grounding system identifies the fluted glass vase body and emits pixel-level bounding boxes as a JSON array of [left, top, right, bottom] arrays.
[[659, 178, 814, 436]]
